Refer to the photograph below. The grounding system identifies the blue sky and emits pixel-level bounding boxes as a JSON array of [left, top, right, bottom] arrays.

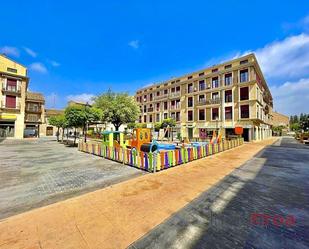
[[1, 1, 309, 115]]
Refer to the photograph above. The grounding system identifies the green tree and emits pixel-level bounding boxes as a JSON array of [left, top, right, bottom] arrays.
[[161, 118, 176, 128], [48, 114, 67, 142], [127, 122, 137, 130], [65, 105, 102, 144], [94, 90, 140, 131], [154, 122, 162, 131]]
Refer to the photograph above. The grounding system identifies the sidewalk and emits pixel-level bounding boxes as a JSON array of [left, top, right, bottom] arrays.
[[0, 138, 277, 249]]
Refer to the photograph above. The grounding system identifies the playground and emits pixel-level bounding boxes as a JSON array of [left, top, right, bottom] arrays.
[[79, 128, 244, 172]]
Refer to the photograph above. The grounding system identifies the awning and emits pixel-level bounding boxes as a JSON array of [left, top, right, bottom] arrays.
[[0, 114, 17, 120]]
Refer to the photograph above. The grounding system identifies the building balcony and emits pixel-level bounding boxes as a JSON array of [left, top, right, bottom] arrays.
[[169, 92, 181, 99], [154, 94, 168, 100], [197, 98, 221, 106], [2, 83, 21, 95], [170, 104, 181, 110], [26, 106, 42, 113], [25, 115, 42, 123], [0, 101, 21, 111], [147, 107, 154, 112]]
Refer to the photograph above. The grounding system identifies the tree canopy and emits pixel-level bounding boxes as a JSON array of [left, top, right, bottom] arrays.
[[48, 114, 67, 141], [64, 104, 102, 143], [93, 90, 140, 131]]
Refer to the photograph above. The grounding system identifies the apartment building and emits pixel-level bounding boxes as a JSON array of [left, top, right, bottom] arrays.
[[135, 53, 273, 141], [0, 54, 28, 138], [0, 54, 48, 139], [25, 92, 45, 137]]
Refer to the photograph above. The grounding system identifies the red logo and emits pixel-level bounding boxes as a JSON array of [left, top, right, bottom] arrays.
[[250, 213, 296, 227]]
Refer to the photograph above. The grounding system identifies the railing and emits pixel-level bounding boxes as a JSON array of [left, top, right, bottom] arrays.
[[2, 83, 21, 93], [197, 98, 221, 105], [0, 101, 21, 110], [26, 106, 42, 113], [154, 94, 168, 100], [170, 104, 181, 110], [147, 107, 154, 112], [25, 115, 41, 122], [169, 92, 181, 98]]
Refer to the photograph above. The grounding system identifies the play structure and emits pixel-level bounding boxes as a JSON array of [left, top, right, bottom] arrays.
[[101, 131, 128, 149]]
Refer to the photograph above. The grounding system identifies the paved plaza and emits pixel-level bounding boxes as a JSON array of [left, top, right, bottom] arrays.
[[0, 138, 144, 220]]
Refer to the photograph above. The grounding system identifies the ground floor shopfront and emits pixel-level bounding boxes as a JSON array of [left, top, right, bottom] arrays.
[[0, 113, 24, 139]]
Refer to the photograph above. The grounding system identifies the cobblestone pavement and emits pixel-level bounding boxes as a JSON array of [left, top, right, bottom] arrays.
[[130, 137, 309, 249], [0, 138, 144, 220]]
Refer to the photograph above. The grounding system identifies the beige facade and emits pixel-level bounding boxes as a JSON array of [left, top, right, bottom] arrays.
[[0, 54, 28, 139], [135, 53, 273, 141], [271, 111, 289, 128], [0, 54, 48, 139]]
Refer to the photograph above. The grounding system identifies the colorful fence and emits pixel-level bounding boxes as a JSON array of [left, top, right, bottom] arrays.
[[78, 138, 244, 173]]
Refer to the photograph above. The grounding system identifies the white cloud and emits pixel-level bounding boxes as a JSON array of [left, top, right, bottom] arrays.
[[50, 60, 60, 67], [254, 33, 309, 79], [23, 47, 37, 57], [0, 46, 20, 57], [271, 78, 309, 115], [128, 40, 140, 49], [29, 62, 48, 73], [66, 93, 95, 104]]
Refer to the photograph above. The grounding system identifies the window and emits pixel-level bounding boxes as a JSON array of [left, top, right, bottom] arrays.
[[143, 115, 147, 122], [188, 97, 193, 107], [240, 59, 248, 65], [176, 86, 180, 92], [156, 114, 160, 122], [188, 75, 193, 80], [199, 95, 205, 104], [27, 103, 40, 112], [144, 95, 147, 102], [224, 64, 232, 69], [199, 72, 205, 76], [225, 107, 232, 120], [176, 79, 180, 83], [171, 100, 175, 109], [171, 87, 175, 93], [5, 95, 16, 108], [149, 115, 153, 122], [224, 73, 232, 86], [176, 99, 180, 109], [143, 105, 146, 112], [176, 112, 180, 121], [257, 105, 259, 119], [212, 77, 219, 88], [156, 91, 160, 96], [225, 90, 232, 103], [6, 78, 17, 91], [164, 113, 168, 119], [188, 83, 193, 93], [240, 87, 249, 100], [7, 67, 17, 73], [199, 80, 205, 91], [188, 110, 193, 121], [240, 69, 249, 82], [170, 112, 176, 120], [240, 105, 249, 118], [199, 109, 205, 120], [163, 102, 168, 110], [164, 89, 168, 95], [156, 103, 160, 111], [212, 92, 219, 100], [149, 93, 153, 101], [139, 116, 142, 123], [212, 108, 219, 120], [212, 68, 218, 73]]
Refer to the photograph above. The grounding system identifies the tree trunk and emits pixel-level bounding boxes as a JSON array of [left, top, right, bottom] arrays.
[[74, 127, 77, 146], [66, 128, 69, 144], [114, 124, 120, 131], [57, 127, 60, 142], [61, 128, 64, 143], [84, 124, 87, 143]]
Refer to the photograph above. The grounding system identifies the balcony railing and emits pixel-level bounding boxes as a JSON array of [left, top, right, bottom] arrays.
[[197, 98, 221, 105], [154, 94, 168, 100], [26, 106, 42, 113], [170, 104, 181, 110], [25, 115, 41, 123], [2, 83, 21, 94], [147, 107, 154, 112], [169, 92, 181, 98], [1, 101, 21, 110]]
